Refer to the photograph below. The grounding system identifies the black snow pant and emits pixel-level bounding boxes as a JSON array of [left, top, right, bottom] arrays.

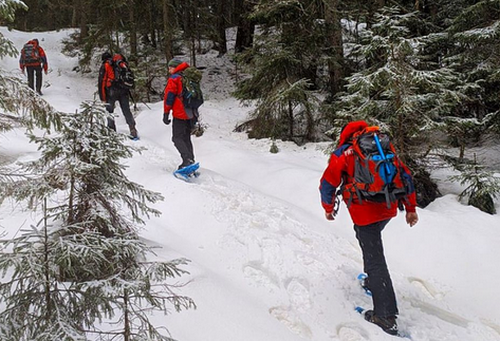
[[26, 65, 43, 93], [354, 219, 398, 318], [106, 88, 136, 131], [172, 118, 195, 166]]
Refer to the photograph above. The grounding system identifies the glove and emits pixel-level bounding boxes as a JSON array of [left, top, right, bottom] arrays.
[[325, 211, 335, 221], [163, 112, 171, 125]]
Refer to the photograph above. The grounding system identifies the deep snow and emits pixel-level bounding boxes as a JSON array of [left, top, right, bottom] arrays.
[[1, 27, 500, 341]]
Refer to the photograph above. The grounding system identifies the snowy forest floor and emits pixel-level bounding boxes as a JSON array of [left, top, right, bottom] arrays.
[[1, 27, 500, 341]]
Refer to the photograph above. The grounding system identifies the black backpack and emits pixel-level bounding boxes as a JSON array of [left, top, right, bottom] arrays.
[[21, 42, 40, 64], [181, 67, 204, 110], [113, 57, 135, 90], [98, 62, 107, 100], [342, 126, 412, 209]]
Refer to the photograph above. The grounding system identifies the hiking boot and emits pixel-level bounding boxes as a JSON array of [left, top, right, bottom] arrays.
[[107, 120, 117, 132], [178, 159, 195, 170], [129, 125, 138, 138], [364, 310, 398, 336]]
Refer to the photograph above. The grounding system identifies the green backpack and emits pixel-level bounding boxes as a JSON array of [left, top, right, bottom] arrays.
[[181, 67, 204, 110]]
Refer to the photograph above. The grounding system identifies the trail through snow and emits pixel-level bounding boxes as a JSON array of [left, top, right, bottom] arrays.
[[1, 27, 500, 341]]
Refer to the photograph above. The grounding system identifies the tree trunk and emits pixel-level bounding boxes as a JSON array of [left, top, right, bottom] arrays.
[[43, 198, 52, 320], [79, 15, 88, 44], [459, 144, 465, 161], [192, 3, 198, 66], [217, 0, 228, 55], [149, 1, 157, 48], [235, 0, 255, 53], [71, 1, 78, 27], [182, 0, 197, 66], [325, 0, 344, 96], [123, 290, 131, 341], [73, 0, 89, 44], [191, 36, 197, 67], [163, 0, 173, 61], [129, 1, 137, 58], [68, 176, 75, 224], [396, 87, 405, 156]]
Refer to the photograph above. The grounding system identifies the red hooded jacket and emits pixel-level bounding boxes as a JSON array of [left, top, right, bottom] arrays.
[[19, 40, 48, 71], [319, 121, 417, 226], [99, 54, 128, 101], [163, 62, 190, 120]]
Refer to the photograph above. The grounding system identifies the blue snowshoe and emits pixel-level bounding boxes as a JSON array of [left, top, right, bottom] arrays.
[[358, 273, 372, 297], [173, 162, 200, 181]]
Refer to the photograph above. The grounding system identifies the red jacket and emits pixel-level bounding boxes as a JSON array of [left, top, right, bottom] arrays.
[[19, 40, 48, 71], [99, 54, 128, 101], [163, 62, 190, 120], [319, 121, 417, 226], [99, 60, 114, 101]]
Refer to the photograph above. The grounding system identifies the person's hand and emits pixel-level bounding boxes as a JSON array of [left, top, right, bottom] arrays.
[[21, 68, 25, 74], [44, 69, 48, 75], [325, 211, 335, 221], [163, 112, 171, 125], [406, 211, 418, 227]]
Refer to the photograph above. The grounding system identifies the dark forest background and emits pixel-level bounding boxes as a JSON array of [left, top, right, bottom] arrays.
[[4, 0, 500, 210]]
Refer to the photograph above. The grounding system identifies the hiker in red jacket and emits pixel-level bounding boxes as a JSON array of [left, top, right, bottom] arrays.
[[319, 120, 418, 336], [163, 59, 196, 169], [98, 52, 137, 138], [19, 39, 48, 95]]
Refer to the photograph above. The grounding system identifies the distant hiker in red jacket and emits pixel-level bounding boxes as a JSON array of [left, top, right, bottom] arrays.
[[319, 120, 418, 336], [163, 59, 196, 169], [98, 52, 138, 139], [19, 39, 48, 95]]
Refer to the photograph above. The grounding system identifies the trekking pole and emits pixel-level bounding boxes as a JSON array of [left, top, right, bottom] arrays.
[[128, 89, 152, 110], [373, 133, 392, 175], [128, 89, 138, 111]]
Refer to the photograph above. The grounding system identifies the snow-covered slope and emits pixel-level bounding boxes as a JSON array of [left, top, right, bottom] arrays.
[[1, 27, 500, 341]]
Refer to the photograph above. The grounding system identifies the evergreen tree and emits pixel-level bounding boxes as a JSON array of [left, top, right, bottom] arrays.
[[234, 0, 256, 53], [449, 155, 500, 214], [0, 102, 195, 340], [234, 0, 324, 143], [0, 73, 61, 133], [445, 0, 500, 134], [425, 0, 500, 211], [332, 7, 465, 205], [441, 116, 488, 161], [336, 8, 459, 153], [0, 0, 27, 22]]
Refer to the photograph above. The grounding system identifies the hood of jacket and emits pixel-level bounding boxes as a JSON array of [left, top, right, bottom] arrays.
[[112, 54, 126, 62], [172, 62, 190, 74], [337, 120, 369, 147]]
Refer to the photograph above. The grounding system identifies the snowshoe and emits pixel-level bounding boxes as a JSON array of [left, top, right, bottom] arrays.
[[173, 162, 200, 182], [358, 273, 372, 297], [129, 126, 139, 140], [355, 306, 411, 339]]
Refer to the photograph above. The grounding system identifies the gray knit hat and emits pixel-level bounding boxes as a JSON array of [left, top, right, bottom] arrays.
[[168, 59, 182, 68]]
